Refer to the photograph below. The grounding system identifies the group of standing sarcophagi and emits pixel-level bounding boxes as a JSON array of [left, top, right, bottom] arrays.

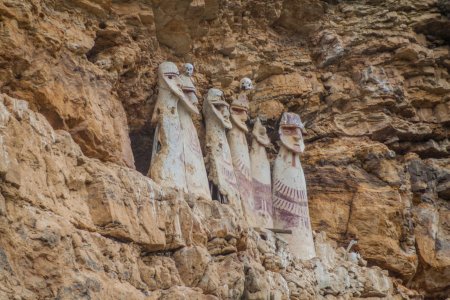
[[148, 61, 316, 260]]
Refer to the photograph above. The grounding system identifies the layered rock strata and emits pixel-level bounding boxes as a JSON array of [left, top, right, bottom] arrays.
[[0, 0, 449, 298], [0, 94, 416, 299]]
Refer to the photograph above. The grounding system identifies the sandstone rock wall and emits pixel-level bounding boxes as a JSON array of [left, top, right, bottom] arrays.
[[1, 93, 418, 299], [0, 0, 449, 298]]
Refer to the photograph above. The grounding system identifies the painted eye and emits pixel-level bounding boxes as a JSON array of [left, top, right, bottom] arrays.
[[232, 107, 246, 114], [283, 128, 295, 135], [168, 75, 174, 79]]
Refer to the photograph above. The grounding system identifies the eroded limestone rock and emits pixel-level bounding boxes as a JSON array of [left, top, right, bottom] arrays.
[[0, 95, 412, 297], [1, 0, 449, 297]]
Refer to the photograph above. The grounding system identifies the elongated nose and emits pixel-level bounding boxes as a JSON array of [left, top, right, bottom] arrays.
[[222, 107, 230, 117]]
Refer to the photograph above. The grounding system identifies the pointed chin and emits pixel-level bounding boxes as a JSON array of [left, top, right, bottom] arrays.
[[163, 77, 185, 100], [222, 119, 232, 129], [212, 109, 232, 129], [231, 114, 248, 132], [179, 98, 199, 114], [163, 77, 199, 114], [255, 135, 271, 146], [280, 136, 304, 153]]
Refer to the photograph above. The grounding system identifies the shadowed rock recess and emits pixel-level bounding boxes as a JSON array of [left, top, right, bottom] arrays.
[[0, 0, 449, 299]]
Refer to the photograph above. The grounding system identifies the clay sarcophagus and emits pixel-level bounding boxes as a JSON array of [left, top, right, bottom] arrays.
[[203, 88, 243, 214], [148, 62, 188, 193], [178, 63, 211, 201], [227, 78, 257, 225], [149, 62, 211, 201], [250, 118, 273, 228], [272, 112, 316, 260]]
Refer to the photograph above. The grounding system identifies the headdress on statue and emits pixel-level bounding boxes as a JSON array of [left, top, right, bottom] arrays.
[[203, 88, 232, 129], [157, 62, 198, 114], [252, 118, 271, 146], [279, 112, 304, 129], [231, 93, 249, 110], [230, 93, 249, 132], [279, 112, 306, 153]]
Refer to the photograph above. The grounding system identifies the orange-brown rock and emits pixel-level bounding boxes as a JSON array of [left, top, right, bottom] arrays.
[[305, 138, 418, 279], [1, 0, 449, 298], [0, 94, 413, 299]]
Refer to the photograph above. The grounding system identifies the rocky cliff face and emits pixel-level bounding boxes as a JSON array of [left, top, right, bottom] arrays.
[[0, 0, 449, 299], [0, 94, 416, 299]]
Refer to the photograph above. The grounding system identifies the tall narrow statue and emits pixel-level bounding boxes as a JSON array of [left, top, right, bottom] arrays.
[[272, 112, 316, 260], [178, 63, 211, 201], [227, 78, 257, 225], [203, 88, 243, 214], [250, 118, 273, 228], [149, 62, 192, 193]]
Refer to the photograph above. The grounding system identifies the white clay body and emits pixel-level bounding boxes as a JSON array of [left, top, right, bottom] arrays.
[[149, 62, 188, 193], [227, 87, 257, 225], [206, 117, 242, 211], [178, 73, 211, 201], [272, 146, 316, 260], [228, 126, 256, 225], [149, 103, 187, 193], [203, 89, 243, 214], [250, 139, 273, 228]]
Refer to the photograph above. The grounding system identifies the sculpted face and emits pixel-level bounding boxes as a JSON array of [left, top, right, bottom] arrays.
[[184, 63, 194, 77], [159, 62, 198, 114], [230, 105, 248, 132], [240, 77, 253, 91], [206, 88, 232, 129], [279, 112, 306, 153], [159, 62, 185, 99], [230, 94, 249, 132], [252, 118, 271, 146]]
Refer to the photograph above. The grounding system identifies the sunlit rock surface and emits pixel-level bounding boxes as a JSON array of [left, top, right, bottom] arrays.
[[1, 94, 417, 299], [0, 0, 449, 298]]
